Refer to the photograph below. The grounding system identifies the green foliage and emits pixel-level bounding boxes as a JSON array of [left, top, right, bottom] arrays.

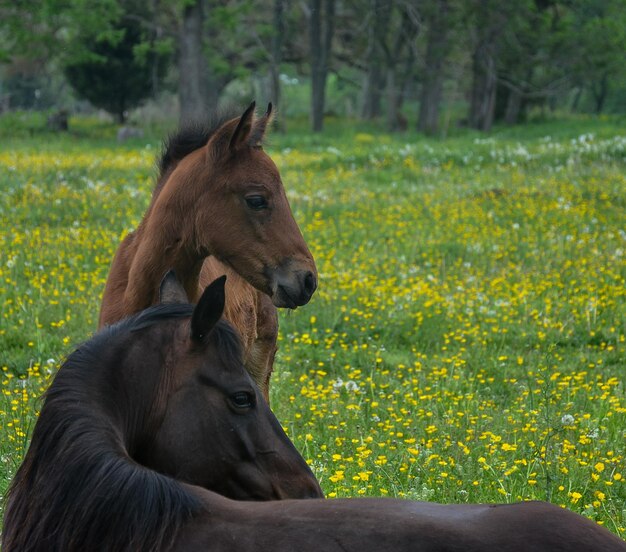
[[567, 0, 626, 111], [3, 0, 626, 123], [64, 17, 168, 122], [0, 0, 121, 62]]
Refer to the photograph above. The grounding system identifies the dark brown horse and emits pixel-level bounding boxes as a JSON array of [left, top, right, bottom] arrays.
[[4, 277, 625, 552], [98, 102, 316, 400], [3, 274, 322, 552], [178, 496, 626, 552]]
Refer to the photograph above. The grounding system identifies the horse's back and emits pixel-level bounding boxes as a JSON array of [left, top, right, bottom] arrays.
[[422, 500, 626, 552], [172, 498, 626, 552], [482, 501, 626, 551]]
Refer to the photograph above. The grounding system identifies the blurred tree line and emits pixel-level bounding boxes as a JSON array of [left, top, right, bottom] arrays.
[[1, 0, 625, 131]]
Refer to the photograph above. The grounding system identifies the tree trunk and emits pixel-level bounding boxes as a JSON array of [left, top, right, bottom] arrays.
[[467, 2, 505, 132], [385, 6, 418, 131], [269, 0, 285, 130], [361, 0, 392, 119], [571, 85, 583, 111], [504, 87, 522, 125], [469, 39, 498, 131], [387, 52, 415, 131], [310, 0, 335, 132], [178, 0, 209, 125], [386, 67, 400, 130], [361, 66, 385, 119], [417, 0, 450, 134], [592, 72, 609, 114], [396, 19, 418, 122], [418, 78, 444, 134]]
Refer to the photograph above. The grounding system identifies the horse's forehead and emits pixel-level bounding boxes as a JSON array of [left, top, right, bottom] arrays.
[[232, 149, 281, 184], [143, 322, 190, 365], [163, 334, 246, 387]]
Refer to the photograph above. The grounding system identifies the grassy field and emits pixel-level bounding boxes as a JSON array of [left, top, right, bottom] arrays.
[[1, 113, 625, 536]]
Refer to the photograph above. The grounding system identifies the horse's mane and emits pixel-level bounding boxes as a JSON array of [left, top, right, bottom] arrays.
[[154, 109, 240, 198], [2, 303, 241, 552]]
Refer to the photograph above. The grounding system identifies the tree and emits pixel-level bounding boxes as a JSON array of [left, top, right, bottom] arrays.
[[568, 0, 626, 113], [0, 0, 120, 63], [493, 1, 572, 125], [269, 0, 285, 119], [361, 0, 393, 119], [417, 0, 455, 134], [309, 0, 335, 132], [178, 0, 210, 124], [466, 0, 512, 131], [64, 17, 167, 123], [385, 3, 419, 131]]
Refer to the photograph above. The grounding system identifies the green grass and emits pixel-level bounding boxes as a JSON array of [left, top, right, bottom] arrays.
[[1, 114, 625, 536]]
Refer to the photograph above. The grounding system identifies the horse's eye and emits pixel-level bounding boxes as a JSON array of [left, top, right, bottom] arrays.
[[245, 195, 268, 211], [231, 391, 255, 409]]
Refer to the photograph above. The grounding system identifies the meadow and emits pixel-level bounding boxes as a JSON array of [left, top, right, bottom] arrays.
[[0, 113, 625, 537]]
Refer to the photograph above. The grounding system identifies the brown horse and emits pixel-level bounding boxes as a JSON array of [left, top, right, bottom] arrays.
[[3, 274, 322, 552], [4, 277, 625, 552], [98, 102, 316, 400]]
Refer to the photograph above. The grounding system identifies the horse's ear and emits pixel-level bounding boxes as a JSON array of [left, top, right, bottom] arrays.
[[248, 102, 273, 148], [229, 101, 256, 151], [191, 275, 227, 341], [159, 270, 189, 304]]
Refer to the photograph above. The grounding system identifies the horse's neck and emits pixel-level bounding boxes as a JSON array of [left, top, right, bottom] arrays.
[[124, 212, 207, 315], [123, 152, 213, 315]]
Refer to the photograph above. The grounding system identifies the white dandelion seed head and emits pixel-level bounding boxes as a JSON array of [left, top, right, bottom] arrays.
[[587, 428, 599, 439]]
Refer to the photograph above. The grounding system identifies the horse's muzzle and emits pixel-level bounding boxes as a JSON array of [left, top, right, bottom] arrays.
[[273, 269, 317, 309]]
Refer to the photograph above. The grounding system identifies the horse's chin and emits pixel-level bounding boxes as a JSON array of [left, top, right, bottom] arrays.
[[271, 288, 299, 309], [269, 272, 316, 309], [272, 282, 318, 309]]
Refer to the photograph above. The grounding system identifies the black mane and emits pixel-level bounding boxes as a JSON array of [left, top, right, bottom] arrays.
[[158, 109, 240, 177], [1, 302, 242, 552]]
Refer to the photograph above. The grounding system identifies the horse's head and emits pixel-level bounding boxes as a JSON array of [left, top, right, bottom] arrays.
[[168, 102, 317, 308], [135, 272, 323, 500]]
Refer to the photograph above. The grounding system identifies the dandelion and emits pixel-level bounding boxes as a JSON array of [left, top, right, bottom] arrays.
[[569, 492, 583, 504], [587, 429, 600, 440]]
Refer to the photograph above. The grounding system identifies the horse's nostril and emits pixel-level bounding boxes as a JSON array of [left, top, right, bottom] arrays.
[[303, 271, 316, 297]]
